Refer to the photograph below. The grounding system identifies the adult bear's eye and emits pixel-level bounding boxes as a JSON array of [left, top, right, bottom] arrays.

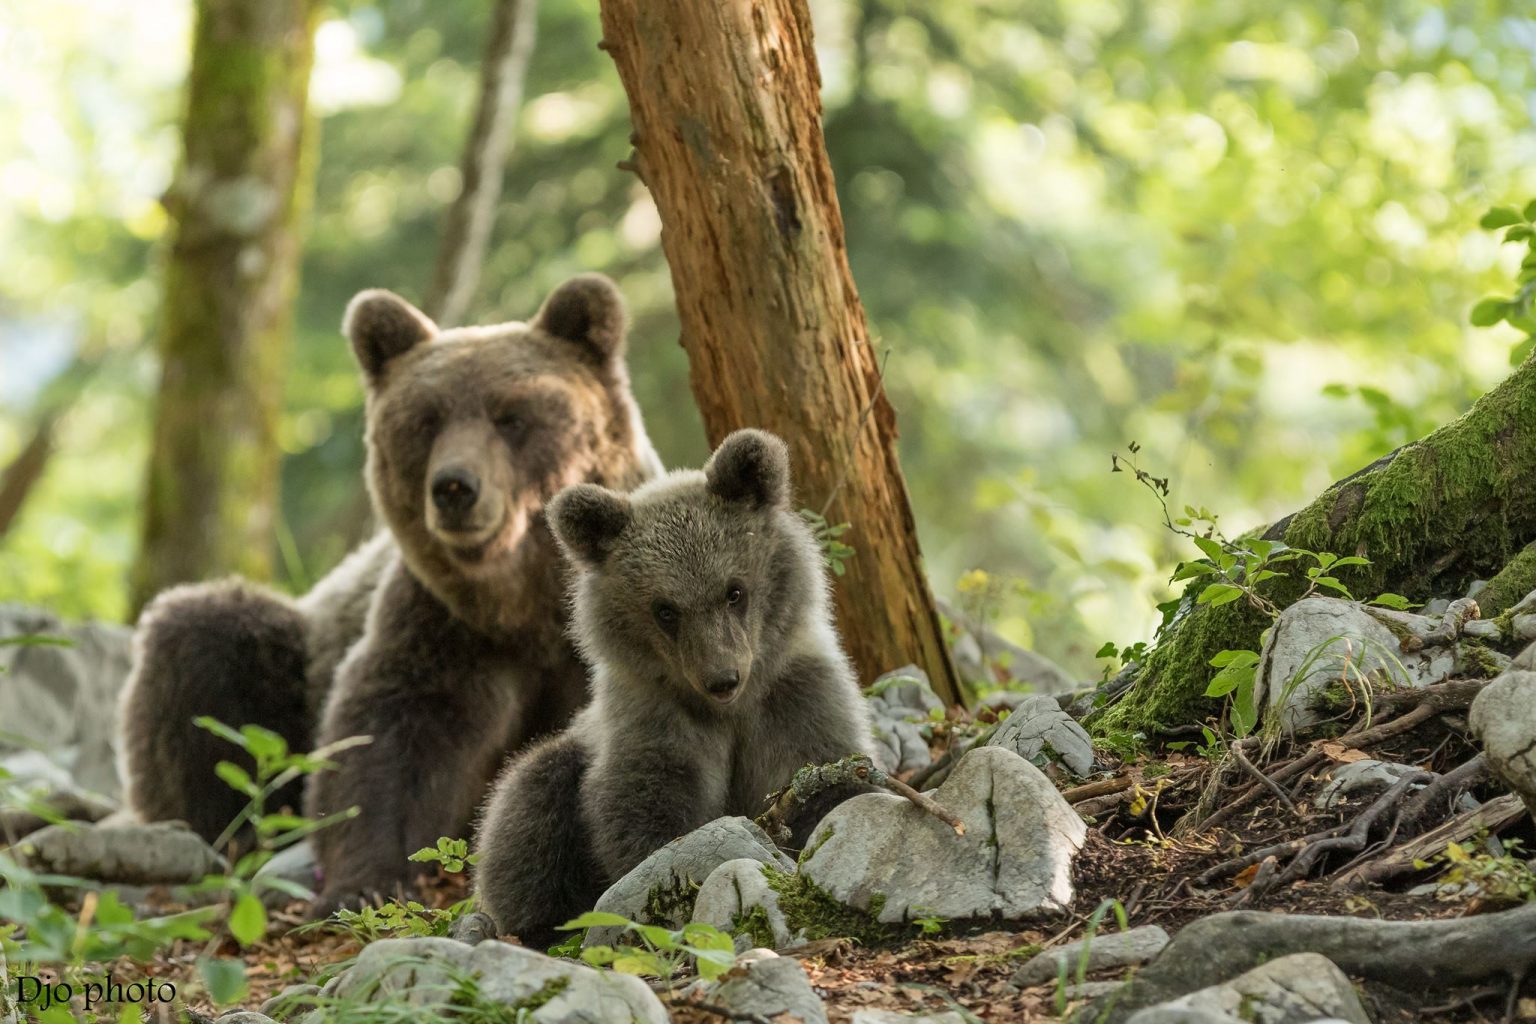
[[725, 584, 745, 607], [495, 412, 524, 442]]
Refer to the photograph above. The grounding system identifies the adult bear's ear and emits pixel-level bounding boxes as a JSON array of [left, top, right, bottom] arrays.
[[343, 290, 438, 383], [706, 429, 791, 510], [533, 273, 628, 363], [548, 483, 633, 567]]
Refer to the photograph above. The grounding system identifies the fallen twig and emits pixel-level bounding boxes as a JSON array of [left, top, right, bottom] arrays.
[[1062, 776, 1134, 803], [669, 997, 774, 1024], [757, 753, 965, 840], [1232, 743, 1297, 816]]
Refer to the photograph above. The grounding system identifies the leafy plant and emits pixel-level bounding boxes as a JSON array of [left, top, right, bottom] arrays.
[[558, 912, 737, 987], [800, 509, 854, 577], [1471, 200, 1536, 364], [1418, 836, 1536, 904], [410, 836, 480, 874], [325, 898, 477, 944]]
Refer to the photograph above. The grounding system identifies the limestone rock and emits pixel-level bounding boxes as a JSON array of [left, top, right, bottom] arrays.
[[801, 746, 1085, 923], [253, 839, 318, 908], [1133, 953, 1369, 1024], [586, 817, 793, 946], [309, 936, 666, 1024], [693, 956, 827, 1024], [1316, 760, 1426, 811], [1469, 670, 1536, 818], [851, 1012, 967, 1024], [1257, 598, 1410, 732], [985, 694, 1095, 777], [0, 605, 134, 797], [257, 984, 319, 1021], [14, 821, 226, 884], [1011, 925, 1169, 987], [692, 857, 798, 950]]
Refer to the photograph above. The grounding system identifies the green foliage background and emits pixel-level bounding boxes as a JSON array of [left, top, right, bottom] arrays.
[[2, 0, 1534, 680]]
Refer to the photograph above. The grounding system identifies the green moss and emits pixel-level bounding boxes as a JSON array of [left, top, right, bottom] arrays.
[[642, 879, 700, 924], [1092, 356, 1536, 737], [731, 905, 777, 950], [1476, 541, 1536, 617], [761, 867, 904, 946], [1460, 639, 1509, 677]]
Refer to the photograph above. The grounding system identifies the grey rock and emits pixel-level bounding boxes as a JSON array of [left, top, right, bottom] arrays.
[[0, 783, 117, 841], [0, 605, 134, 797], [985, 694, 1096, 777], [1258, 598, 1411, 732], [217, 1014, 278, 1024], [1360, 605, 1442, 644], [1462, 619, 1502, 639], [692, 857, 799, 950], [1467, 579, 1489, 599], [1514, 641, 1536, 671], [586, 817, 793, 946], [939, 601, 1079, 695], [448, 911, 500, 945], [1011, 924, 1169, 987], [1149, 953, 1369, 1024], [802, 745, 1085, 923], [1125, 1009, 1252, 1024], [309, 936, 666, 1024], [868, 665, 943, 716], [870, 711, 933, 775], [1469, 670, 1536, 818], [1316, 760, 1427, 811], [253, 839, 319, 908], [694, 956, 827, 1024], [1513, 614, 1536, 642], [851, 1012, 967, 1024], [257, 984, 320, 1021], [14, 820, 226, 884]]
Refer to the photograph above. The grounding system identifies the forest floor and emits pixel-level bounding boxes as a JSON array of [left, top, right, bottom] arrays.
[[117, 700, 1536, 1024]]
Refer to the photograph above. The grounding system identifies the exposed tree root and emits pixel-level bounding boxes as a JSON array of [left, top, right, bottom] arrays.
[[1101, 904, 1536, 1023], [756, 754, 964, 845]]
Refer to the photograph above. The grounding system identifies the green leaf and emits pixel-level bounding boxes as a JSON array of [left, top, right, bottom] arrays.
[[1171, 561, 1217, 581], [1482, 206, 1522, 229], [1209, 649, 1259, 668], [214, 761, 258, 798], [1191, 536, 1224, 563], [1471, 298, 1509, 327], [633, 923, 680, 950], [1508, 225, 1534, 242], [239, 725, 287, 763], [1525, 199, 1536, 222], [1371, 593, 1413, 610], [195, 717, 247, 749], [560, 911, 633, 930], [1197, 583, 1243, 607], [199, 957, 249, 1005], [228, 892, 267, 947], [1095, 641, 1118, 658]]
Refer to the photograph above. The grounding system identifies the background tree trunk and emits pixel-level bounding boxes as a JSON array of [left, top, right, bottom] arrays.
[[598, 0, 963, 703], [130, 0, 319, 616], [423, 0, 537, 328], [1091, 354, 1536, 735]]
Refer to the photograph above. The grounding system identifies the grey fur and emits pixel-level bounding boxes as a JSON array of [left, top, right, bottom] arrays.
[[474, 430, 873, 944], [118, 276, 661, 914]]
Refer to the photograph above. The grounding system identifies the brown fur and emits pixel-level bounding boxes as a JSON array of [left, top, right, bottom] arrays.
[[117, 276, 661, 913]]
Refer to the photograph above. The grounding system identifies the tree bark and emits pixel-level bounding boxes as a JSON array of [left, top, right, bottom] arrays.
[[130, 0, 319, 616], [424, 0, 537, 328], [597, 0, 962, 703], [1092, 353, 1536, 735]]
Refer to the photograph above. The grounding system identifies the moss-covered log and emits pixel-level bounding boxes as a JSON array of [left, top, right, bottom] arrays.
[[130, 0, 319, 614], [1091, 354, 1536, 736]]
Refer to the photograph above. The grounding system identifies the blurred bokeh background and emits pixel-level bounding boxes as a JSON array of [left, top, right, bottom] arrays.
[[2, 0, 1534, 679]]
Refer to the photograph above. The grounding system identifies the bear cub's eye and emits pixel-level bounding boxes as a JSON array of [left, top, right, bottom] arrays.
[[495, 412, 525, 442], [725, 584, 745, 607], [652, 601, 681, 633]]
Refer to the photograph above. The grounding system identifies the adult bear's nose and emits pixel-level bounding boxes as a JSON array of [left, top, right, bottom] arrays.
[[431, 466, 481, 515], [705, 669, 740, 701]]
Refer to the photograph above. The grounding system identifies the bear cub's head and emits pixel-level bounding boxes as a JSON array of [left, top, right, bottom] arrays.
[[548, 430, 825, 711], [343, 275, 653, 601]]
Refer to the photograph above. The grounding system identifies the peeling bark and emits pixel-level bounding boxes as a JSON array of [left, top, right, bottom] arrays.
[[597, 0, 961, 702]]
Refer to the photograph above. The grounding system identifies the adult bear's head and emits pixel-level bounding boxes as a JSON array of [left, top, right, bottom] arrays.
[[343, 274, 661, 631]]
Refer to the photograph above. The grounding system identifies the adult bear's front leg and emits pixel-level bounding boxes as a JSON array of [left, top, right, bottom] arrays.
[[303, 575, 520, 916]]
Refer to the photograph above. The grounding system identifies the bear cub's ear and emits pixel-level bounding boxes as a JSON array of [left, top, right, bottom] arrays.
[[343, 290, 438, 382], [533, 274, 628, 362], [548, 483, 633, 567], [706, 429, 791, 510]]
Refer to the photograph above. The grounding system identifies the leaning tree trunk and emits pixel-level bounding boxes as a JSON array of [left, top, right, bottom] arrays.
[[130, 0, 319, 615], [597, 0, 963, 704], [1092, 353, 1536, 735], [423, 0, 537, 328]]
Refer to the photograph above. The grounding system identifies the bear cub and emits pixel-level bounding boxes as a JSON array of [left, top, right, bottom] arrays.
[[474, 429, 873, 944]]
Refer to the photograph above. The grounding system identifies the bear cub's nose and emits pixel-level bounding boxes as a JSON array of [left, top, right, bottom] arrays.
[[431, 467, 481, 515], [705, 669, 740, 701]]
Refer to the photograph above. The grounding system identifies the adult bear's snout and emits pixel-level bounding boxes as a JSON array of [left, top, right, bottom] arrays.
[[431, 466, 481, 516]]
